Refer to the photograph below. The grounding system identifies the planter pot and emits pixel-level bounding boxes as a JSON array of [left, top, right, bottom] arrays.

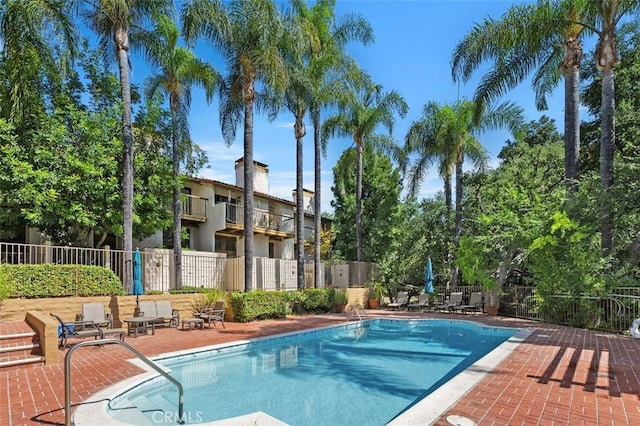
[[335, 303, 347, 313], [368, 299, 380, 309], [485, 305, 499, 316]]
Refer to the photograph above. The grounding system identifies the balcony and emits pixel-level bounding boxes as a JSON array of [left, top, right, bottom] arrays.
[[211, 203, 294, 238], [181, 195, 208, 222]]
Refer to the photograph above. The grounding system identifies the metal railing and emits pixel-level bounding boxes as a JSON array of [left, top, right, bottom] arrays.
[[181, 195, 207, 221], [64, 338, 184, 426], [221, 203, 295, 234]]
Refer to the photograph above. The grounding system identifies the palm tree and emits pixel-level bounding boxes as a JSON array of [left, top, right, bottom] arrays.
[[182, 0, 288, 292], [142, 15, 220, 290], [0, 0, 77, 123], [451, 0, 589, 193], [405, 100, 524, 287], [81, 0, 173, 292], [284, 0, 373, 289], [292, 0, 373, 288], [588, 0, 640, 255], [404, 101, 455, 215], [322, 75, 408, 262]]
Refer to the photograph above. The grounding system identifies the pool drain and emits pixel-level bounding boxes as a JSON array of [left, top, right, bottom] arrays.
[[445, 414, 477, 426]]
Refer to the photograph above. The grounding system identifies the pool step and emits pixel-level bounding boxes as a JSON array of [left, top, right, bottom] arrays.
[[0, 329, 45, 371]]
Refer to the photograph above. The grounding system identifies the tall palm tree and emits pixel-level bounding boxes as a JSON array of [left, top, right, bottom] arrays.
[[588, 0, 640, 255], [142, 15, 220, 290], [451, 0, 589, 193], [404, 100, 524, 287], [279, 5, 313, 290], [296, 0, 373, 288], [322, 76, 408, 262], [81, 0, 173, 292], [284, 0, 373, 289], [0, 0, 77, 124], [182, 0, 288, 292], [404, 101, 455, 215]]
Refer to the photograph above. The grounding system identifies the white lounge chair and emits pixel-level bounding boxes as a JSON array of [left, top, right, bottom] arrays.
[[387, 292, 409, 310], [407, 293, 430, 311]]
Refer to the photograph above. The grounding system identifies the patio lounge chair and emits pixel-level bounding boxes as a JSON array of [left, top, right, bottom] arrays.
[[76, 302, 112, 328], [138, 300, 179, 328], [435, 292, 463, 312], [407, 293, 430, 311], [387, 292, 409, 310], [197, 299, 226, 329], [50, 313, 101, 349], [453, 292, 483, 314]]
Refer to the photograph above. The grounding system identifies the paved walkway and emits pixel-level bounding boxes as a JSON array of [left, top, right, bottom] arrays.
[[1, 310, 639, 425]]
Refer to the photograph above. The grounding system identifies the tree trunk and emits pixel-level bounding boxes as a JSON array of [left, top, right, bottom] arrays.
[[444, 173, 452, 217], [450, 155, 464, 288], [312, 110, 322, 288], [170, 94, 182, 290], [355, 139, 364, 263], [562, 37, 582, 193], [295, 112, 306, 290], [597, 28, 617, 256], [243, 95, 255, 292], [116, 28, 133, 293]]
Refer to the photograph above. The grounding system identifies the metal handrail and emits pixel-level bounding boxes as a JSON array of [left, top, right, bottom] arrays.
[[346, 304, 368, 322], [64, 338, 184, 426]]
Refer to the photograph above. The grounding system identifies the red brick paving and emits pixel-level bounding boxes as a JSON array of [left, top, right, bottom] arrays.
[[1, 311, 640, 425]]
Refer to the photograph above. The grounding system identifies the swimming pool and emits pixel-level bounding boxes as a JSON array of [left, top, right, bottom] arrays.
[[76, 319, 530, 425]]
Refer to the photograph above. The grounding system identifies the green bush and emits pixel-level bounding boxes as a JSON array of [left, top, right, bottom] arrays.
[[301, 289, 334, 313], [0, 264, 124, 298], [229, 291, 291, 322]]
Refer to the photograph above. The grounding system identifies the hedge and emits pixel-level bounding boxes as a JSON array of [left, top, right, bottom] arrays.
[[0, 264, 125, 298]]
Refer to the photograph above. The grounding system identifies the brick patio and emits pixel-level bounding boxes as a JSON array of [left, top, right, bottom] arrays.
[[1, 310, 639, 425]]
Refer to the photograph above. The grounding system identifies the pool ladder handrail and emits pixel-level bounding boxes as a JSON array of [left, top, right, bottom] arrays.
[[64, 338, 185, 426], [346, 304, 368, 322]]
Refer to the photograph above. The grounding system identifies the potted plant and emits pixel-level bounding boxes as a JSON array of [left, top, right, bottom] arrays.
[[367, 282, 385, 309], [333, 289, 348, 313]]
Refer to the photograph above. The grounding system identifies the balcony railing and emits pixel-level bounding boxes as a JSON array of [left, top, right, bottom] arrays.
[[181, 195, 207, 221], [223, 203, 294, 234]]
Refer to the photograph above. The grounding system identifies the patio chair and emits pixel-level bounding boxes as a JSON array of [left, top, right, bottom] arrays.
[[407, 293, 430, 311], [435, 292, 463, 312], [453, 292, 483, 314], [387, 292, 409, 310], [138, 300, 179, 328], [50, 313, 101, 349], [76, 302, 112, 328], [197, 299, 226, 329]]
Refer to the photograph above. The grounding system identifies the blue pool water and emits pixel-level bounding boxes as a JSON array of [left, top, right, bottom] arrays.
[[107, 319, 517, 425]]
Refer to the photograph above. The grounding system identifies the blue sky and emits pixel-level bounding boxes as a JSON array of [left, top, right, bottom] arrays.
[[130, 0, 569, 214]]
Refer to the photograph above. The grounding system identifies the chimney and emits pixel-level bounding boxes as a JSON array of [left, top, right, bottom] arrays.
[[292, 188, 315, 215], [235, 158, 269, 193]]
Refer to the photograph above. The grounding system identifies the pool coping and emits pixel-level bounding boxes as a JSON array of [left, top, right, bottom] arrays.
[[74, 319, 531, 426]]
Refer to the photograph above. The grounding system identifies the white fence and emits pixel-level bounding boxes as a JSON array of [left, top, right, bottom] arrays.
[[1, 242, 376, 294]]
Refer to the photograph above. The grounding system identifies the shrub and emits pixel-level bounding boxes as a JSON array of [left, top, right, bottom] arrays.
[[229, 291, 291, 322], [301, 289, 334, 313], [0, 264, 124, 297]]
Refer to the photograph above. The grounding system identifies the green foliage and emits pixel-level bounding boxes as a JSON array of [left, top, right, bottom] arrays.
[[229, 291, 292, 323], [0, 264, 124, 298], [300, 289, 334, 313], [190, 289, 227, 313], [332, 289, 348, 305], [376, 197, 451, 292], [331, 144, 403, 262], [0, 43, 174, 246]]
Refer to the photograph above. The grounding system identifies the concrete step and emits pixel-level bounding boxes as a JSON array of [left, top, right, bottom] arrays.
[[0, 329, 45, 370]]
